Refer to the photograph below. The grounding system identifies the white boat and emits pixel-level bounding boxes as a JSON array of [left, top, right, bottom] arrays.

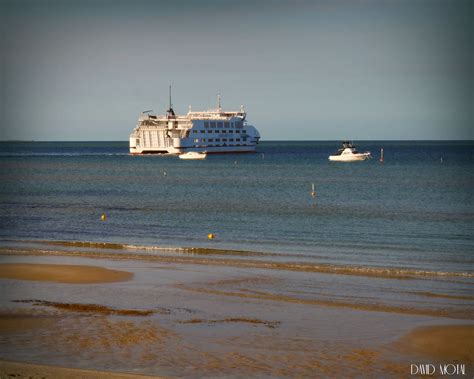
[[179, 151, 207, 160], [329, 141, 371, 162], [130, 86, 260, 155]]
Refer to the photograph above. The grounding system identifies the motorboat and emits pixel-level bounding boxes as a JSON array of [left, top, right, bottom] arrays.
[[179, 151, 207, 160], [329, 141, 371, 162]]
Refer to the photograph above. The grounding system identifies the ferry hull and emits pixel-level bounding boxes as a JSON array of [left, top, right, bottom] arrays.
[[130, 145, 258, 155]]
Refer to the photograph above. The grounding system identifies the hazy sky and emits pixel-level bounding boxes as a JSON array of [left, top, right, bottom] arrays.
[[1, 0, 472, 141]]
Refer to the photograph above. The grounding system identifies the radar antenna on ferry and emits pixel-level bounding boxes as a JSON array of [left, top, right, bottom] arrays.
[[167, 85, 175, 118]]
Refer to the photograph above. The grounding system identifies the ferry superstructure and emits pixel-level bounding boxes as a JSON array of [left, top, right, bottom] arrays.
[[129, 88, 260, 154]]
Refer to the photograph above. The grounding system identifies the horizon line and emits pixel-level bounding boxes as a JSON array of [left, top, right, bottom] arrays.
[[1, 139, 473, 143]]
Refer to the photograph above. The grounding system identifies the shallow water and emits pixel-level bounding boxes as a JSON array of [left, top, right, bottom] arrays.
[[0, 253, 472, 377]]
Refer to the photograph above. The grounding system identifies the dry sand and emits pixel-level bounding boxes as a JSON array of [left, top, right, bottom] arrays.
[[0, 263, 133, 284], [0, 360, 164, 379], [395, 324, 474, 363]]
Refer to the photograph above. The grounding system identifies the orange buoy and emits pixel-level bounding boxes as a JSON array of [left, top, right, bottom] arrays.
[[207, 233, 215, 240], [101, 213, 107, 221]]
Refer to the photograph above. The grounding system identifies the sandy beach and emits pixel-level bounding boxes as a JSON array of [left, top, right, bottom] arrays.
[[395, 324, 474, 363], [0, 245, 472, 378], [0, 360, 163, 379], [0, 263, 133, 284]]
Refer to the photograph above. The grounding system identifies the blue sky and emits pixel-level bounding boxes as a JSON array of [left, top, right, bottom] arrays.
[[1, 0, 472, 140]]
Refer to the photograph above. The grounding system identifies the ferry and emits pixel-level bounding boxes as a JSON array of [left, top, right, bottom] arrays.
[[329, 141, 371, 162], [130, 87, 260, 154]]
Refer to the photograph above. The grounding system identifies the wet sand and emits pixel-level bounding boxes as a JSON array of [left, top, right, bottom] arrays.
[[0, 311, 58, 333], [0, 246, 473, 377], [395, 324, 474, 363], [0, 309, 406, 377], [3, 307, 473, 377], [0, 263, 133, 284], [0, 360, 163, 379]]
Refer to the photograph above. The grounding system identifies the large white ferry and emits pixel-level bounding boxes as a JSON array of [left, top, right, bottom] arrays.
[[130, 87, 260, 154]]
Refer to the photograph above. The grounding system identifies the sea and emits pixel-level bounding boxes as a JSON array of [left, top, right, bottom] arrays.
[[0, 140, 473, 376], [0, 140, 472, 276]]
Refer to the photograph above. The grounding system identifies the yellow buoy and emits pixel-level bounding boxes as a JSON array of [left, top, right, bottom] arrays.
[[207, 233, 215, 240], [101, 213, 107, 221]]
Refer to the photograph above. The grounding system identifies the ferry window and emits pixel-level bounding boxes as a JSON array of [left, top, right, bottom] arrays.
[[229, 130, 233, 133], [210, 122, 216, 128], [215, 138, 220, 142], [222, 130, 227, 134], [236, 138, 240, 142], [200, 130, 205, 133], [242, 130, 247, 133], [224, 122, 229, 128], [193, 130, 198, 134], [208, 130, 213, 133], [204, 122, 209, 128], [229, 138, 234, 142], [202, 138, 206, 142], [208, 139, 214, 142], [193, 138, 199, 143], [222, 138, 227, 142], [217, 122, 223, 128], [236, 130, 240, 134], [243, 138, 247, 141]]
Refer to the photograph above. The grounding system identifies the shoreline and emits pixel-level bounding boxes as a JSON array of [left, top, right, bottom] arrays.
[[1, 244, 472, 280]]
